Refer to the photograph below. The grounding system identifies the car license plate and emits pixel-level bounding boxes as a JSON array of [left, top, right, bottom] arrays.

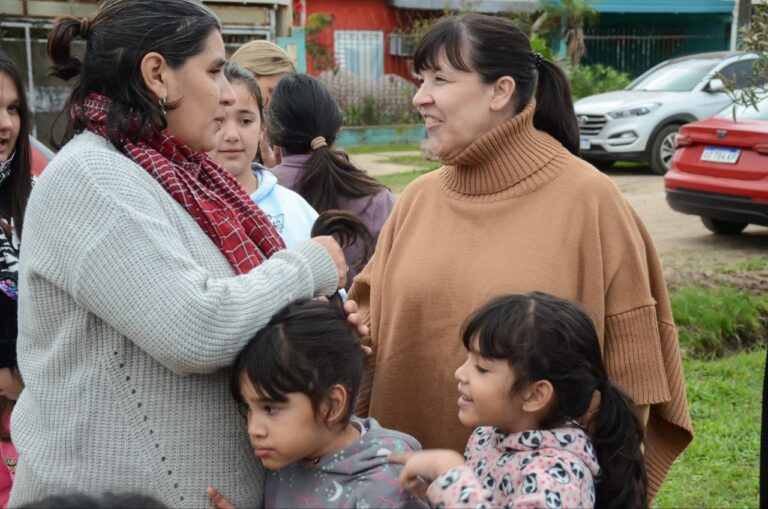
[[580, 137, 591, 151], [701, 146, 741, 164]]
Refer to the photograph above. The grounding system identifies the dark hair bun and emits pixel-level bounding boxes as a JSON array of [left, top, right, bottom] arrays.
[[47, 16, 84, 81]]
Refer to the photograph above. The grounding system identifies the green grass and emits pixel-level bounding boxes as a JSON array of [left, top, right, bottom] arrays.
[[715, 257, 768, 273], [670, 285, 768, 358], [343, 143, 421, 155], [377, 168, 437, 194], [654, 349, 763, 508]]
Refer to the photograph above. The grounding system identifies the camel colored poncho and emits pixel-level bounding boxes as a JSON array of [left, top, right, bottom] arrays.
[[349, 100, 692, 497]]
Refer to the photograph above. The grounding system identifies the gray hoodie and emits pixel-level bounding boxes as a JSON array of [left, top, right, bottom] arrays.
[[264, 417, 428, 509]]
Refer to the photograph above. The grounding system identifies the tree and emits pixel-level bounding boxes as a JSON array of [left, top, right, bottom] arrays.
[[726, 3, 768, 112], [534, 0, 598, 68]]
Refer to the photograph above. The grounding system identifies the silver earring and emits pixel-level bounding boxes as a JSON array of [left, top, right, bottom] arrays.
[[158, 97, 167, 118]]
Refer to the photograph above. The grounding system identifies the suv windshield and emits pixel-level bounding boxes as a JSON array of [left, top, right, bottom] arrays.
[[628, 59, 720, 92], [715, 97, 768, 121]]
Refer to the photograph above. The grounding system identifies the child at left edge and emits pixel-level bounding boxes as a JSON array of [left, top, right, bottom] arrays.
[[208, 298, 427, 509]]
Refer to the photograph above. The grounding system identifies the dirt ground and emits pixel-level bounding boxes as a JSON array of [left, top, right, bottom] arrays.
[[601, 166, 768, 291]]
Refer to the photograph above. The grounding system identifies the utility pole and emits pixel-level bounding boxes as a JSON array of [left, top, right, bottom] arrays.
[[730, 0, 753, 50]]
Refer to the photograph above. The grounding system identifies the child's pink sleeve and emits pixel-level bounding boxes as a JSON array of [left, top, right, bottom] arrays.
[[426, 465, 494, 509], [0, 439, 16, 509]]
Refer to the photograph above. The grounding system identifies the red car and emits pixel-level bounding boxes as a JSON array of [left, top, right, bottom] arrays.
[[665, 97, 768, 234], [30, 135, 55, 176]]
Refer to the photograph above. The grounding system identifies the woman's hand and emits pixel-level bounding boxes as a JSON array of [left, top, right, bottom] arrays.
[[207, 487, 236, 509], [389, 450, 465, 500], [259, 132, 282, 168], [311, 235, 347, 290]]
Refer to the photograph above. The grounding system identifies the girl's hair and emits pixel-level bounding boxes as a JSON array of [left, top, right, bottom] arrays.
[[46, 0, 221, 151], [230, 299, 364, 425], [223, 61, 264, 121], [266, 74, 386, 213], [414, 13, 579, 155], [229, 40, 296, 78], [0, 53, 32, 240], [462, 292, 648, 509], [311, 210, 374, 270]]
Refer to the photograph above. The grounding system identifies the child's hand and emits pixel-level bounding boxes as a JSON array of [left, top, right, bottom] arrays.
[[207, 487, 236, 509], [389, 450, 465, 500]]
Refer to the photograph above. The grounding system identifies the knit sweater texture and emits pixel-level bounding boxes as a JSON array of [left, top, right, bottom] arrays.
[[348, 100, 692, 498], [10, 131, 339, 508]]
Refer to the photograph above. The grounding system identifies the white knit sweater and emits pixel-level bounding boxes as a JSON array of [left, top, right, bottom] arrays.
[[10, 132, 339, 508]]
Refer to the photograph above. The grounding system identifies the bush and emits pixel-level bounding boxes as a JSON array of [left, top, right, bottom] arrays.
[[670, 284, 768, 359], [319, 70, 421, 126], [569, 64, 631, 100]]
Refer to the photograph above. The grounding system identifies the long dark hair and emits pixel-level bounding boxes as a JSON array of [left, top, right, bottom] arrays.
[[230, 299, 364, 425], [462, 292, 648, 509], [266, 74, 386, 213], [0, 53, 32, 240], [47, 0, 220, 151], [414, 13, 579, 155]]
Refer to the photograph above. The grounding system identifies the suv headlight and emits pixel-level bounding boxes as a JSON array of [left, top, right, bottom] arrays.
[[607, 102, 662, 119]]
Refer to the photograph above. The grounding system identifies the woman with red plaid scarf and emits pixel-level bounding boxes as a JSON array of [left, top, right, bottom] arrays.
[[9, 1, 360, 507]]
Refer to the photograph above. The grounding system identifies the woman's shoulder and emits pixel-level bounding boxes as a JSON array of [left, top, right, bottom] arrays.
[[41, 132, 138, 184]]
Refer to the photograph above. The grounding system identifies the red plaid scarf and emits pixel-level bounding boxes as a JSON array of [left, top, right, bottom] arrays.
[[78, 93, 285, 274]]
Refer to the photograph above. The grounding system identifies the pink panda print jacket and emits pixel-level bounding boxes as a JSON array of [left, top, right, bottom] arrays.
[[426, 426, 601, 509]]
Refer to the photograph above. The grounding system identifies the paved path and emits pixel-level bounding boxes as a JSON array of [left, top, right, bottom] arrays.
[[349, 151, 423, 176]]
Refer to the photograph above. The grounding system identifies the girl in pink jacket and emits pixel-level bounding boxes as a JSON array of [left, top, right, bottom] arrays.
[[391, 292, 648, 509]]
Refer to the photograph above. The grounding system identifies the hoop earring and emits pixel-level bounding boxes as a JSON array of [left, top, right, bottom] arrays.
[[158, 97, 167, 118]]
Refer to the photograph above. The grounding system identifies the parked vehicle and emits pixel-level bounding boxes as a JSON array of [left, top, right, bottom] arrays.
[[665, 96, 768, 235], [574, 52, 757, 175], [29, 135, 55, 176]]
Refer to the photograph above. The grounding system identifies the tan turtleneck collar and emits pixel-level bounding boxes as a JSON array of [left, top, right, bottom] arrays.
[[439, 99, 568, 197]]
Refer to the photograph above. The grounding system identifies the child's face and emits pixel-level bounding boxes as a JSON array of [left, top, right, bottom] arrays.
[[207, 82, 262, 179], [0, 368, 22, 400], [454, 341, 528, 433], [238, 376, 335, 470]]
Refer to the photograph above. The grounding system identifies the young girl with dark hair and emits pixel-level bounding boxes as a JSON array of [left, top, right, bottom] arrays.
[[266, 74, 394, 286], [349, 12, 690, 500], [392, 292, 648, 509], [0, 52, 32, 509], [208, 62, 318, 248], [208, 299, 426, 509]]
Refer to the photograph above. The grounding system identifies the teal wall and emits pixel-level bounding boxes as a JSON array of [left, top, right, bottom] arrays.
[[336, 125, 425, 147], [563, 0, 734, 14], [277, 27, 307, 74]]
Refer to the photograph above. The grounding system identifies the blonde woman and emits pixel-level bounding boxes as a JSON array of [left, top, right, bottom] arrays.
[[231, 40, 296, 167]]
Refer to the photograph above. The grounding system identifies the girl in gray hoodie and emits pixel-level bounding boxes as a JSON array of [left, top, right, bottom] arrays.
[[208, 299, 427, 509]]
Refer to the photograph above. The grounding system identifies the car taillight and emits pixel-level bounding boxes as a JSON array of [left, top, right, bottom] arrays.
[[675, 134, 692, 148], [753, 143, 768, 155]]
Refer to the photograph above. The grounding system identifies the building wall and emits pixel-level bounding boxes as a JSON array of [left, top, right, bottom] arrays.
[[305, 0, 423, 78]]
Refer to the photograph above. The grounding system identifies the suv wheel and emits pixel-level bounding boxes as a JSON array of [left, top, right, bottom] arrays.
[[701, 217, 748, 235], [586, 159, 614, 171], [650, 124, 680, 175]]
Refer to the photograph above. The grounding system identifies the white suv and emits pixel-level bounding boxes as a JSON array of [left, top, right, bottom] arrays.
[[574, 52, 757, 174]]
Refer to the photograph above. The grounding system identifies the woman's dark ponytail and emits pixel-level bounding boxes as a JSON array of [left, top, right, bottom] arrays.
[[300, 146, 384, 214], [534, 60, 580, 156], [47, 16, 85, 81], [591, 380, 649, 509]]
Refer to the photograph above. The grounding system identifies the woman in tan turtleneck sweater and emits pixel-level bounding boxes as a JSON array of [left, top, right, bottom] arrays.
[[349, 13, 692, 500]]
